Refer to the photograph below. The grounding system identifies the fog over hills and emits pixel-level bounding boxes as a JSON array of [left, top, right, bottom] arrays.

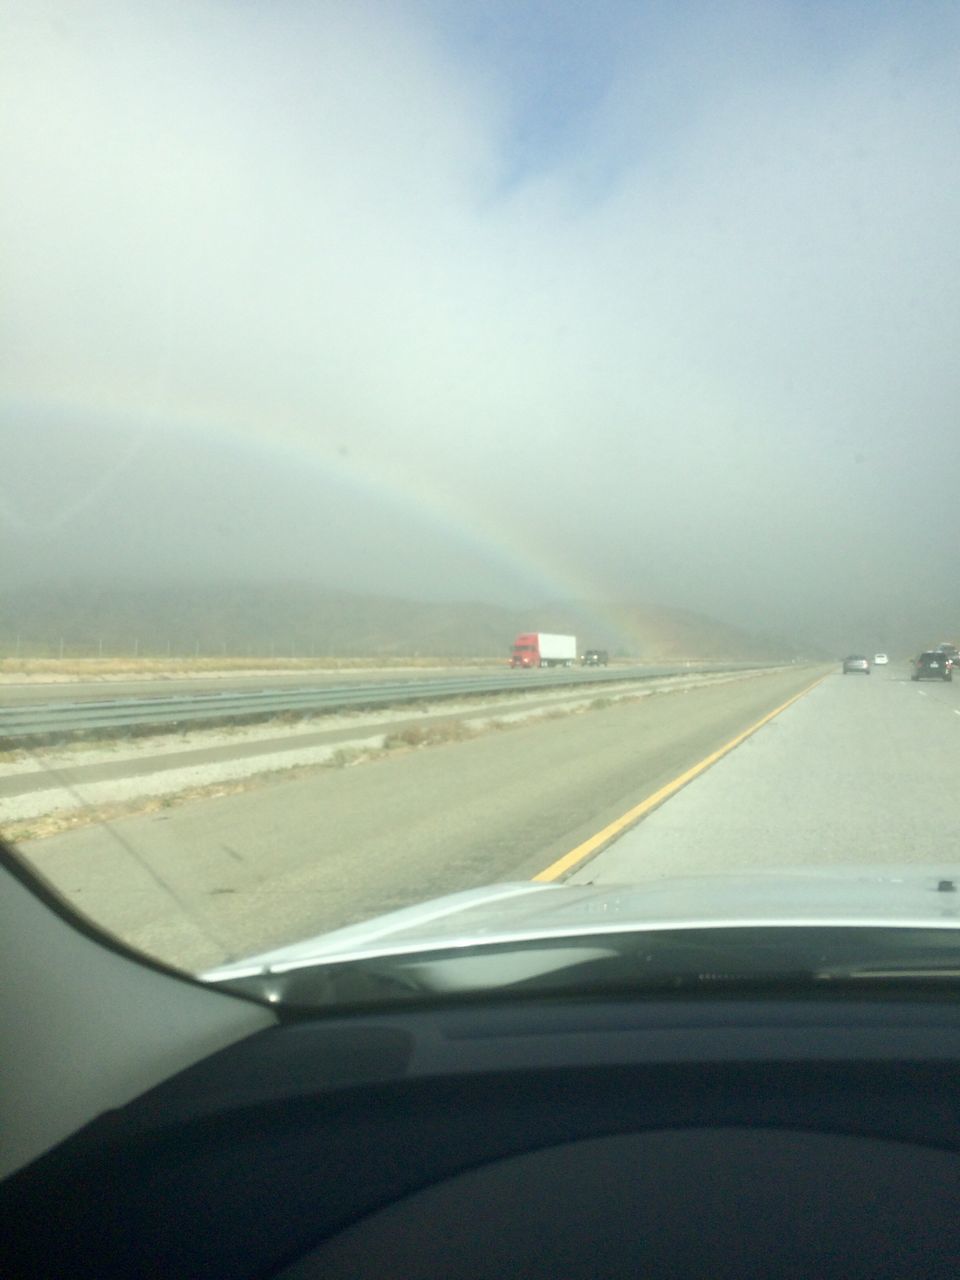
[[6, 3, 960, 669], [0, 582, 814, 663]]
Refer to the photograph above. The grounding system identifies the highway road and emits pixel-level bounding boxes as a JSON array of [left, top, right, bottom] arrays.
[[16, 665, 825, 969], [567, 660, 960, 885], [0, 667, 495, 706], [0, 663, 772, 742], [17, 661, 958, 975], [1, 676, 709, 810], [0, 662, 763, 709]]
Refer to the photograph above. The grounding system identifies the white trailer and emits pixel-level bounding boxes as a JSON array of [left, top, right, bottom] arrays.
[[510, 632, 578, 668]]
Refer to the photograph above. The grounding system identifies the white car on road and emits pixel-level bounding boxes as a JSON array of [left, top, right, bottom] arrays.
[[873, 653, 889, 665]]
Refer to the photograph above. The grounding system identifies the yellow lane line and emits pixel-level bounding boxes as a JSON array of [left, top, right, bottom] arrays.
[[531, 672, 828, 884]]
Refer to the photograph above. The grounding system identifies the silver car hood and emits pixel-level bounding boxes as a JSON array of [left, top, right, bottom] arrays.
[[204, 866, 960, 980]]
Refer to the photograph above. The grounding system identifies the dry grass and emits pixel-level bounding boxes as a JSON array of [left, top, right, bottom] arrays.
[[590, 696, 615, 710], [383, 720, 474, 750], [5, 794, 188, 844], [326, 747, 365, 768]]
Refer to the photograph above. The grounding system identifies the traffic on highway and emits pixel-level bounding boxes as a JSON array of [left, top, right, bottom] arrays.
[[6, 655, 956, 970], [5, 3, 960, 1276]]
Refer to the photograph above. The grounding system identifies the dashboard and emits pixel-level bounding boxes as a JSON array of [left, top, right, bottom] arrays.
[[4, 992, 960, 1278]]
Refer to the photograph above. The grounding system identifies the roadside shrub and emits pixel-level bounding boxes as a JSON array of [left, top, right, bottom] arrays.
[[384, 721, 472, 750]]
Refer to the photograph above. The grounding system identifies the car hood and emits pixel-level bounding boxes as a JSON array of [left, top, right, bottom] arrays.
[[204, 866, 960, 980]]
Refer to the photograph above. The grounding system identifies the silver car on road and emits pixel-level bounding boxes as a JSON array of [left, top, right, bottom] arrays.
[[842, 655, 870, 674]]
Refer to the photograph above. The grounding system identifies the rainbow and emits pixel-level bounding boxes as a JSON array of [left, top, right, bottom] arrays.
[[4, 387, 639, 651]]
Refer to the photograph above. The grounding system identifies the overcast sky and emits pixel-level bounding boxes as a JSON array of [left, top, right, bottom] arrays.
[[3, 0, 960, 647]]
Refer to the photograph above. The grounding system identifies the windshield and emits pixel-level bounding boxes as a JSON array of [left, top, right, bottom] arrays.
[[4, 1, 960, 997]]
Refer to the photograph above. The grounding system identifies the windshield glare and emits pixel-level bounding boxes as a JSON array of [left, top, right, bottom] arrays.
[[3, 1, 960, 997]]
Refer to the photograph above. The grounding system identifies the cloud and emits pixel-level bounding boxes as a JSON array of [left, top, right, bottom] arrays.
[[2, 0, 960, 641]]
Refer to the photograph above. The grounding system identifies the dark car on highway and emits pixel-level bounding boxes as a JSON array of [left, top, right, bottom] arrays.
[[912, 651, 953, 682], [842, 655, 870, 674], [581, 649, 609, 666]]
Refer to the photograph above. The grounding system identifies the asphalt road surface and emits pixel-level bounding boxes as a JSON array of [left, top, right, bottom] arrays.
[[0, 662, 743, 709], [16, 665, 826, 970], [0, 670, 777, 814], [0, 667, 494, 706], [570, 660, 960, 885]]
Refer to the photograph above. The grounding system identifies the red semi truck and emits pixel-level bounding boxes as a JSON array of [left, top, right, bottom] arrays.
[[509, 632, 577, 668]]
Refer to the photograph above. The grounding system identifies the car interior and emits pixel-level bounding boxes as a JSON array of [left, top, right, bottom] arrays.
[[3, 840, 960, 1279]]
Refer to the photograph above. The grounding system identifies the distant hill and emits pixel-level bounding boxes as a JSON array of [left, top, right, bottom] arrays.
[[0, 582, 811, 662]]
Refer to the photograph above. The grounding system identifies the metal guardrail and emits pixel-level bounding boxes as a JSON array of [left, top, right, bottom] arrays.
[[0, 663, 779, 741]]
